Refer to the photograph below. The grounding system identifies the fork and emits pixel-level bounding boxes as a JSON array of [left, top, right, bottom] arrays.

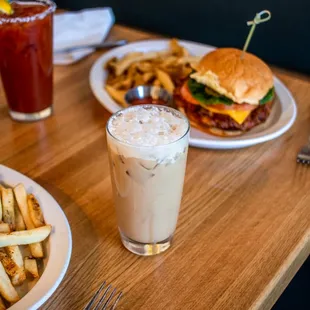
[[84, 281, 123, 310], [297, 138, 310, 164], [54, 40, 128, 54]]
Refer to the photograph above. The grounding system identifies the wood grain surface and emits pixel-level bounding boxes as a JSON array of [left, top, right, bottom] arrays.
[[0, 25, 309, 310]]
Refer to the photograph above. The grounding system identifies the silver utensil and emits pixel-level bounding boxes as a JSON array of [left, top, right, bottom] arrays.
[[125, 85, 174, 107], [84, 281, 123, 310], [55, 40, 127, 54], [297, 139, 310, 164]]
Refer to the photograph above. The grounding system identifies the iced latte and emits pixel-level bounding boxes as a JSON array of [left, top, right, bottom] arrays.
[[106, 105, 189, 255]]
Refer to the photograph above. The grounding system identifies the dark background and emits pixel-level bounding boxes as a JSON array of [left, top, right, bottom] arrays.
[[55, 0, 310, 75], [55, 1, 310, 309]]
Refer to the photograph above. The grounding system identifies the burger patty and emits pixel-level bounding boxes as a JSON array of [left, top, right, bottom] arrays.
[[174, 87, 274, 131]]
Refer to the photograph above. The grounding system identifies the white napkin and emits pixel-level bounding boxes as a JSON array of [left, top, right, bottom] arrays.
[[54, 8, 115, 65]]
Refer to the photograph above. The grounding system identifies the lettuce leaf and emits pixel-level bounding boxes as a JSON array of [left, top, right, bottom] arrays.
[[187, 78, 275, 106], [259, 87, 275, 105], [187, 79, 233, 105]]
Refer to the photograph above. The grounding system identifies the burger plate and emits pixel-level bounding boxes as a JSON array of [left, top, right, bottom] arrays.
[[90, 39, 297, 149]]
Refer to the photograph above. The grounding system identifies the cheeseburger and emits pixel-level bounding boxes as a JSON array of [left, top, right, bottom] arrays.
[[174, 48, 275, 136]]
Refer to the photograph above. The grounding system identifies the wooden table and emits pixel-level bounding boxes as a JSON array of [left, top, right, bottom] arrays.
[[0, 25, 309, 310]]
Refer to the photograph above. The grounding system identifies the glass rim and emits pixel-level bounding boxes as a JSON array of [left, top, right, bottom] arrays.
[[0, 0, 56, 25], [106, 104, 190, 149]]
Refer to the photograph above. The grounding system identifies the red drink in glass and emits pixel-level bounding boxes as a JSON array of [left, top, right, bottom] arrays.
[[0, 0, 56, 121]]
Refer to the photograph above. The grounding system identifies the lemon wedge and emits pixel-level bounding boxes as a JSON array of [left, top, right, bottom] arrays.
[[0, 0, 13, 15]]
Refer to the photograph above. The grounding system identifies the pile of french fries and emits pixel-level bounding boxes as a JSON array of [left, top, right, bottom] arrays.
[[0, 184, 52, 309], [105, 39, 200, 107]]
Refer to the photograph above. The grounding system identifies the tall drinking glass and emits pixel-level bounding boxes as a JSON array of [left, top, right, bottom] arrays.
[[106, 105, 190, 256], [0, 0, 56, 121]]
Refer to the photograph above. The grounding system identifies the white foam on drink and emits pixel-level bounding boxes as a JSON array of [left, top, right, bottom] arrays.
[[107, 105, 189, 162], [108, 106, 188, 146]]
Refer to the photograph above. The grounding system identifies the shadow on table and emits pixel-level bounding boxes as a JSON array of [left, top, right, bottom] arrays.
[[272, 256, 310, 310], [32, 178, 122, 309]]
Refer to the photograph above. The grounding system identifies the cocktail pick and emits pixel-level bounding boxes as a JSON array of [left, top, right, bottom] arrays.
[[241, 10, 271, 59]]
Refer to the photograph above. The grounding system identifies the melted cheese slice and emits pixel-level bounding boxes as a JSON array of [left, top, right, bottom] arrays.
[[205, 107, 251, 125]]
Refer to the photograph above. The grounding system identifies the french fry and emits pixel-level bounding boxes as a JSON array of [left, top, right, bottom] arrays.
[[105, 39, 201, 106], [0, 296, 6, 310], [0, 248, 19, 278], [153, 79, 161, 87], [0, 188, 2, 222], [5, 247, 23, 269], [136, 62, 153, 73], [0, 246, 25, 286], [6, 246, 26, 286], [155, 69, 175, 93], [142, 71, 155, 83], [115, 50, 170, 76], [0, 225, 52, 247], [13, 184, 44, 258], [170, 38, 184, 56], [0, 262, 19, 303], [177, 55, 201, 65], [123, 51, 144, 61], [24, 257, 39, 278], [105, 85, 128, 108], [161, 56, 177, 67], [14, 203, 25, 231], [27, 194, 45, 228], [0, 183, 51, 306], [1, 189, 27, 285], [1, 187, 15, 230], [0, 223, 10, 233], [13, 184, 32, 229]]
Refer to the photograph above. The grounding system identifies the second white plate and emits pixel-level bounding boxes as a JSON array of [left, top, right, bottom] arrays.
[[0, 165, 72, 310], [90, 39, 297, 149]]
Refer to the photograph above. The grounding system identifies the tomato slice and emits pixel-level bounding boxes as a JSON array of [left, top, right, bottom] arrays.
[[180, 82, 258, 111], [180, 83, 201, 105]]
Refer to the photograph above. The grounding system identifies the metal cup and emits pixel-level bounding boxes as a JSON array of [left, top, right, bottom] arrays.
[[125, 86, 173, 107]]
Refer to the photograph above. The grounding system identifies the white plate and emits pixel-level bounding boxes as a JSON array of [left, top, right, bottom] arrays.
[[0, 165, 72, 310], [90, 39, 297, 149]]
